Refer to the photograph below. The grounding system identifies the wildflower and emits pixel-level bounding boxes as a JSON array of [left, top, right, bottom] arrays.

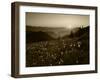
[[77, 41, 81, 48]]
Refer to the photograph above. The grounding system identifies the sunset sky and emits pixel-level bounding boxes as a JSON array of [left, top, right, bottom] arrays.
[[26, 12, 89, 29]]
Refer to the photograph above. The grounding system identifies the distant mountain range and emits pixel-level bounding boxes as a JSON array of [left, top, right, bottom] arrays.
[[26, 26, 89, 43], [26, 26, 71, 39]]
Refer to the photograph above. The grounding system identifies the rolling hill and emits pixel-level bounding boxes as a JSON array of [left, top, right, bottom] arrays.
[[26, 31, 54, 43], [26, 26, 71, 39]]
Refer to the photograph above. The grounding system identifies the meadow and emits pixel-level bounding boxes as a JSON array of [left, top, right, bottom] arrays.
[[26, 28, 89, 67]]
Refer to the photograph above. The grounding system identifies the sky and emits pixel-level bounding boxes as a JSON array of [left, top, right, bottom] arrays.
[[26, 12, 89, 29]]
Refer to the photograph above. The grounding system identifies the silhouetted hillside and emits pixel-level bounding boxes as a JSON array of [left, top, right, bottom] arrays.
[[63, 26, 89, 39], [73, 26, 89, 37], [26, 31, 54, 43]]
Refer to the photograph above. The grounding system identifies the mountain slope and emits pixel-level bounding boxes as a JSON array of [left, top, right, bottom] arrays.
[[26, 26, 71, 39], [26, 31, 54, 43], [63, 26, 89, 39]]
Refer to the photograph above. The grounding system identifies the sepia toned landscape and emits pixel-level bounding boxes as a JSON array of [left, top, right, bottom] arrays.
[[26, 12, 90, 67]]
